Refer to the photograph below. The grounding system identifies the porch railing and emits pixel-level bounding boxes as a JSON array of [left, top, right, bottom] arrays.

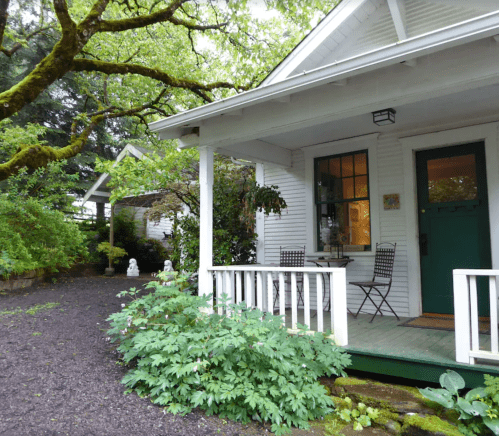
[[453, 269, 499, 364], [208, 266, 348, 346]]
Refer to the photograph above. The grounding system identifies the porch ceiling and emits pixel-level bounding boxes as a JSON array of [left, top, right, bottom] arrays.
[[231, 83, 499, 153]]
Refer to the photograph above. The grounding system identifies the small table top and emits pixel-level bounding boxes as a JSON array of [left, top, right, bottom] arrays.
[[307, 258, 354, 267]]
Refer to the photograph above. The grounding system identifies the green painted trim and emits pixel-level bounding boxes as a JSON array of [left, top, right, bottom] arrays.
[[346, 349, 499, 388]]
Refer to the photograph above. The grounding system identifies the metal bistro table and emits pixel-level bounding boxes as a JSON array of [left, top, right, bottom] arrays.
[[307, 257, 354, 313]]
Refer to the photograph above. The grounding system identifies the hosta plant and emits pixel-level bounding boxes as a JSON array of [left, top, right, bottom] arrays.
[[107, 274, 351, 435], [420, 370, 499, 435]]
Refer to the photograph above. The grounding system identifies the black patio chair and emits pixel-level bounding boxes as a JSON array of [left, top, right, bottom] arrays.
[[273, 246, 305, 310], [350, 242, 399, 323]]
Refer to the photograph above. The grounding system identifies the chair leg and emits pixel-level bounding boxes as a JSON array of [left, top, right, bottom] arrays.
[[371, 287, 400, 321], [354, 286, 380, 319], [273, 283, 280, 310]]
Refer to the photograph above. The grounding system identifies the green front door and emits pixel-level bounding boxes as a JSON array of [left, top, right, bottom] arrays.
[[416, 142, 491, 316]]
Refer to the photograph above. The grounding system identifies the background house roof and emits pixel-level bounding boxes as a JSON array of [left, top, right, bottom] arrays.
[[82, 144, 149, 205]]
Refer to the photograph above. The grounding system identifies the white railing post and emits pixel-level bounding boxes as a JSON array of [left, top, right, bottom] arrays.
[[245, 271, 254, 309], [279, 272, 285, 323], [236, 272, 242, 307], [490, 276, 498, 355], [256, 271, 264, 311], [304, 273, 310, 330], [331, 269, 348, 346], [453, 271, 473, 364], [317, 273, 324, 333], [267, 272, 274, 314], [291, 272, 297, 330]]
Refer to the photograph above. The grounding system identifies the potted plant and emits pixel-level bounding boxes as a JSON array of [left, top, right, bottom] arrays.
[[97, 242, 127, 276]]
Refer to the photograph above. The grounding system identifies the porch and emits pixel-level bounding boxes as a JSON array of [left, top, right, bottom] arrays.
[[208, 265, 499, 388]]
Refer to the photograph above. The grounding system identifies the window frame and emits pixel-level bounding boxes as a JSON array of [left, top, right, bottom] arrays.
[[304, 133, 380, 256], [314, 149, 371, 252]]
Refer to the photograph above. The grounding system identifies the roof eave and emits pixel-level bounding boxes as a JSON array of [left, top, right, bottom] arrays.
[[149, 11, 499, 139]]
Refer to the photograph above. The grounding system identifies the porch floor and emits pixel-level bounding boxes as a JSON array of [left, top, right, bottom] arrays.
[[283, 310, 499, 387]]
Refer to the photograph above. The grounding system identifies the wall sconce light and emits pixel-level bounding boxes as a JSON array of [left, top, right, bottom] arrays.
[[372, 108, 396, 126]]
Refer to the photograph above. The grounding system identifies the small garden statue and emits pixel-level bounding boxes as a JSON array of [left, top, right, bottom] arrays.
[[127, 258, 140, 277], [163, 260, 175, 285]]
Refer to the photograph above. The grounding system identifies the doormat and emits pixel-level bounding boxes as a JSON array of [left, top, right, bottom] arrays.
[[399, 316, 490, 334]]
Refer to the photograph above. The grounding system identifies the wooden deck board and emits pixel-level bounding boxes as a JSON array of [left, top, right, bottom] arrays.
[[283, 310, 499, 386]]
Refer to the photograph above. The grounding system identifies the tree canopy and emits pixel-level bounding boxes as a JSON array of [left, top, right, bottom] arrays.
[[0, 0, 337, 182]]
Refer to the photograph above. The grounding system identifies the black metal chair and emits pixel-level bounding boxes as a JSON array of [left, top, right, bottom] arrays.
[[273, 246, 305, 309], [350, 242, 398, 323]]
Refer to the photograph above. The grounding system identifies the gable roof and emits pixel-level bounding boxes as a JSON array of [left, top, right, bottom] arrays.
[[262, 0, 499, 86], [82, 144, 148, 205]]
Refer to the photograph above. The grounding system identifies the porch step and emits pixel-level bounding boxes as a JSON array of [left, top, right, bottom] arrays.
[[345, 348, 499, 388]]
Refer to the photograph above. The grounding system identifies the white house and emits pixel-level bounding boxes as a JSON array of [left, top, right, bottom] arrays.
[[148, 0, 499, 384], [82, 144, 173, 241]]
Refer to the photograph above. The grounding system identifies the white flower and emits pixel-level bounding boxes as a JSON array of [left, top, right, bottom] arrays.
[[121, 303, 125, 308], [302, 364, 307, 368], [256, 342, 263, 346], [120, 328, 127, 335], [193, 365, 198, 372], [140, 327, 146, 330], [197, 358, 201, 363], [165, 315, 169, 320]]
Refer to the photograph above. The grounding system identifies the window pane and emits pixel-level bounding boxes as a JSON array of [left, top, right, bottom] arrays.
[[330, 158, 341, 178], [355, 175, 368, 198], [317, 200, 371, 251], [354, 153, 367, 175], [427, 154, 477, 203], [348, 200, 371, 246], [343, 177, 354, 199], [342, 155, 353, 177]]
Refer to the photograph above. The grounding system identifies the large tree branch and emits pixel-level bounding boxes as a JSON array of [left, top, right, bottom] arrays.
[[0, 114, 103, 182], [72, 58, 248, 92], [0, 0, 10, 49], [97, 0, 188, 32], [53, 0, 76, 36]]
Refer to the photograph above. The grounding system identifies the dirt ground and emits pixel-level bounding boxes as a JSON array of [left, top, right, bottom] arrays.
[[0, 276, 276, 436]]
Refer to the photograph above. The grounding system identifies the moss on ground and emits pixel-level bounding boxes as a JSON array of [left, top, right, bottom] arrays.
[[402, 414, 463, 436], [334, 377, 368, 387]]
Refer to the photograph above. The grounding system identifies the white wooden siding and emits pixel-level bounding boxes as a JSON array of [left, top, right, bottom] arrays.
[[114, 205, 173, 242], [261, 134, 411, 317]]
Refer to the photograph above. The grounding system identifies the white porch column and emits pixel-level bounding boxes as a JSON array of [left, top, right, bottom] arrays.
[[198, 146, 215, 309]]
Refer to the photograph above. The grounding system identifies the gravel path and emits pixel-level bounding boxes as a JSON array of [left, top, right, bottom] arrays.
[[0, 276, 274, 436]]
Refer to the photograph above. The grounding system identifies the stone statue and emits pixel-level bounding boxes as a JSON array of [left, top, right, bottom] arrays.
[[162, 260, 175, 285], [127, 258, 140, 277]]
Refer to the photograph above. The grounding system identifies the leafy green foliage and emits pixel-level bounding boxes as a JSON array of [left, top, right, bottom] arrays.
[[0, 0, 338, 181], [0, 251, 15, 278], [97, 242, 127, 266], [334, 398, 379, 432], [2, 160, 79, 212], [100, 151, 287, 273], [420, 370, 499, 435], [107, 276, 351, 435], [0, 196, 88, 277]]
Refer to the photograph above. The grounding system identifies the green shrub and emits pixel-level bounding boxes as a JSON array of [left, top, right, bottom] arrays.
[[107, 277, 351, 435], [420, 370, 499, 435], [0, 197, 88, 277], [97, 242, 127, 266], [0, 251, 15, 278]]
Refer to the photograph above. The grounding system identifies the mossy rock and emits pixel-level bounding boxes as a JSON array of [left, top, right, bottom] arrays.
[[333, 377, 441, 416], [401, 414, 463, 436]]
